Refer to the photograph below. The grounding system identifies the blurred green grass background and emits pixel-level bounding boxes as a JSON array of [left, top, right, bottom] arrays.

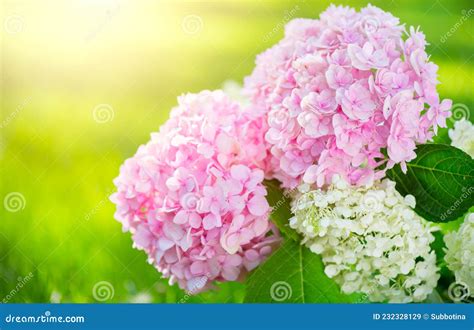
[[1, 0, 473, 303]]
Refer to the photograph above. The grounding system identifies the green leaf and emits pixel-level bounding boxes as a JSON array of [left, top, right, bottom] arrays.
[[387, 144, 474, 222], [244, 239, 362, 303], [264, 180, 299, 241], [430, 231, 446, 267]]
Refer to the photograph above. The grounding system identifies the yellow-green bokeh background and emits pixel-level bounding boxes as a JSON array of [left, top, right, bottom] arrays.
[[1, 0, 473, 303]]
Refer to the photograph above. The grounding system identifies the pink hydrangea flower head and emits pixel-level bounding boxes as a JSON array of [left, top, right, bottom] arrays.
[[111, 90, 278, 292], [244, 4, 451, 188]]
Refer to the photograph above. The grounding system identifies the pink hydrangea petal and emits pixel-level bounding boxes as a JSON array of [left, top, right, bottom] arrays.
[[158, 237, 174, 251], [220, 232, 241, 254], [222, 266, 240, 281], [189, 213, 202, 229], [133, 225, 153, 249], [225, 254, 243, 267], [173, 210, 189, 225], [230, 164, 251, 181], [202, 213, 221, 230], [248, 195, 269, 216]]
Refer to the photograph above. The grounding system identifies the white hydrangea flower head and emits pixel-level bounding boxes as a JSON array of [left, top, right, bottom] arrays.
[[290, 175, 440, 303], [444, 213, 474, 295], [448, 119, 474, 157]]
